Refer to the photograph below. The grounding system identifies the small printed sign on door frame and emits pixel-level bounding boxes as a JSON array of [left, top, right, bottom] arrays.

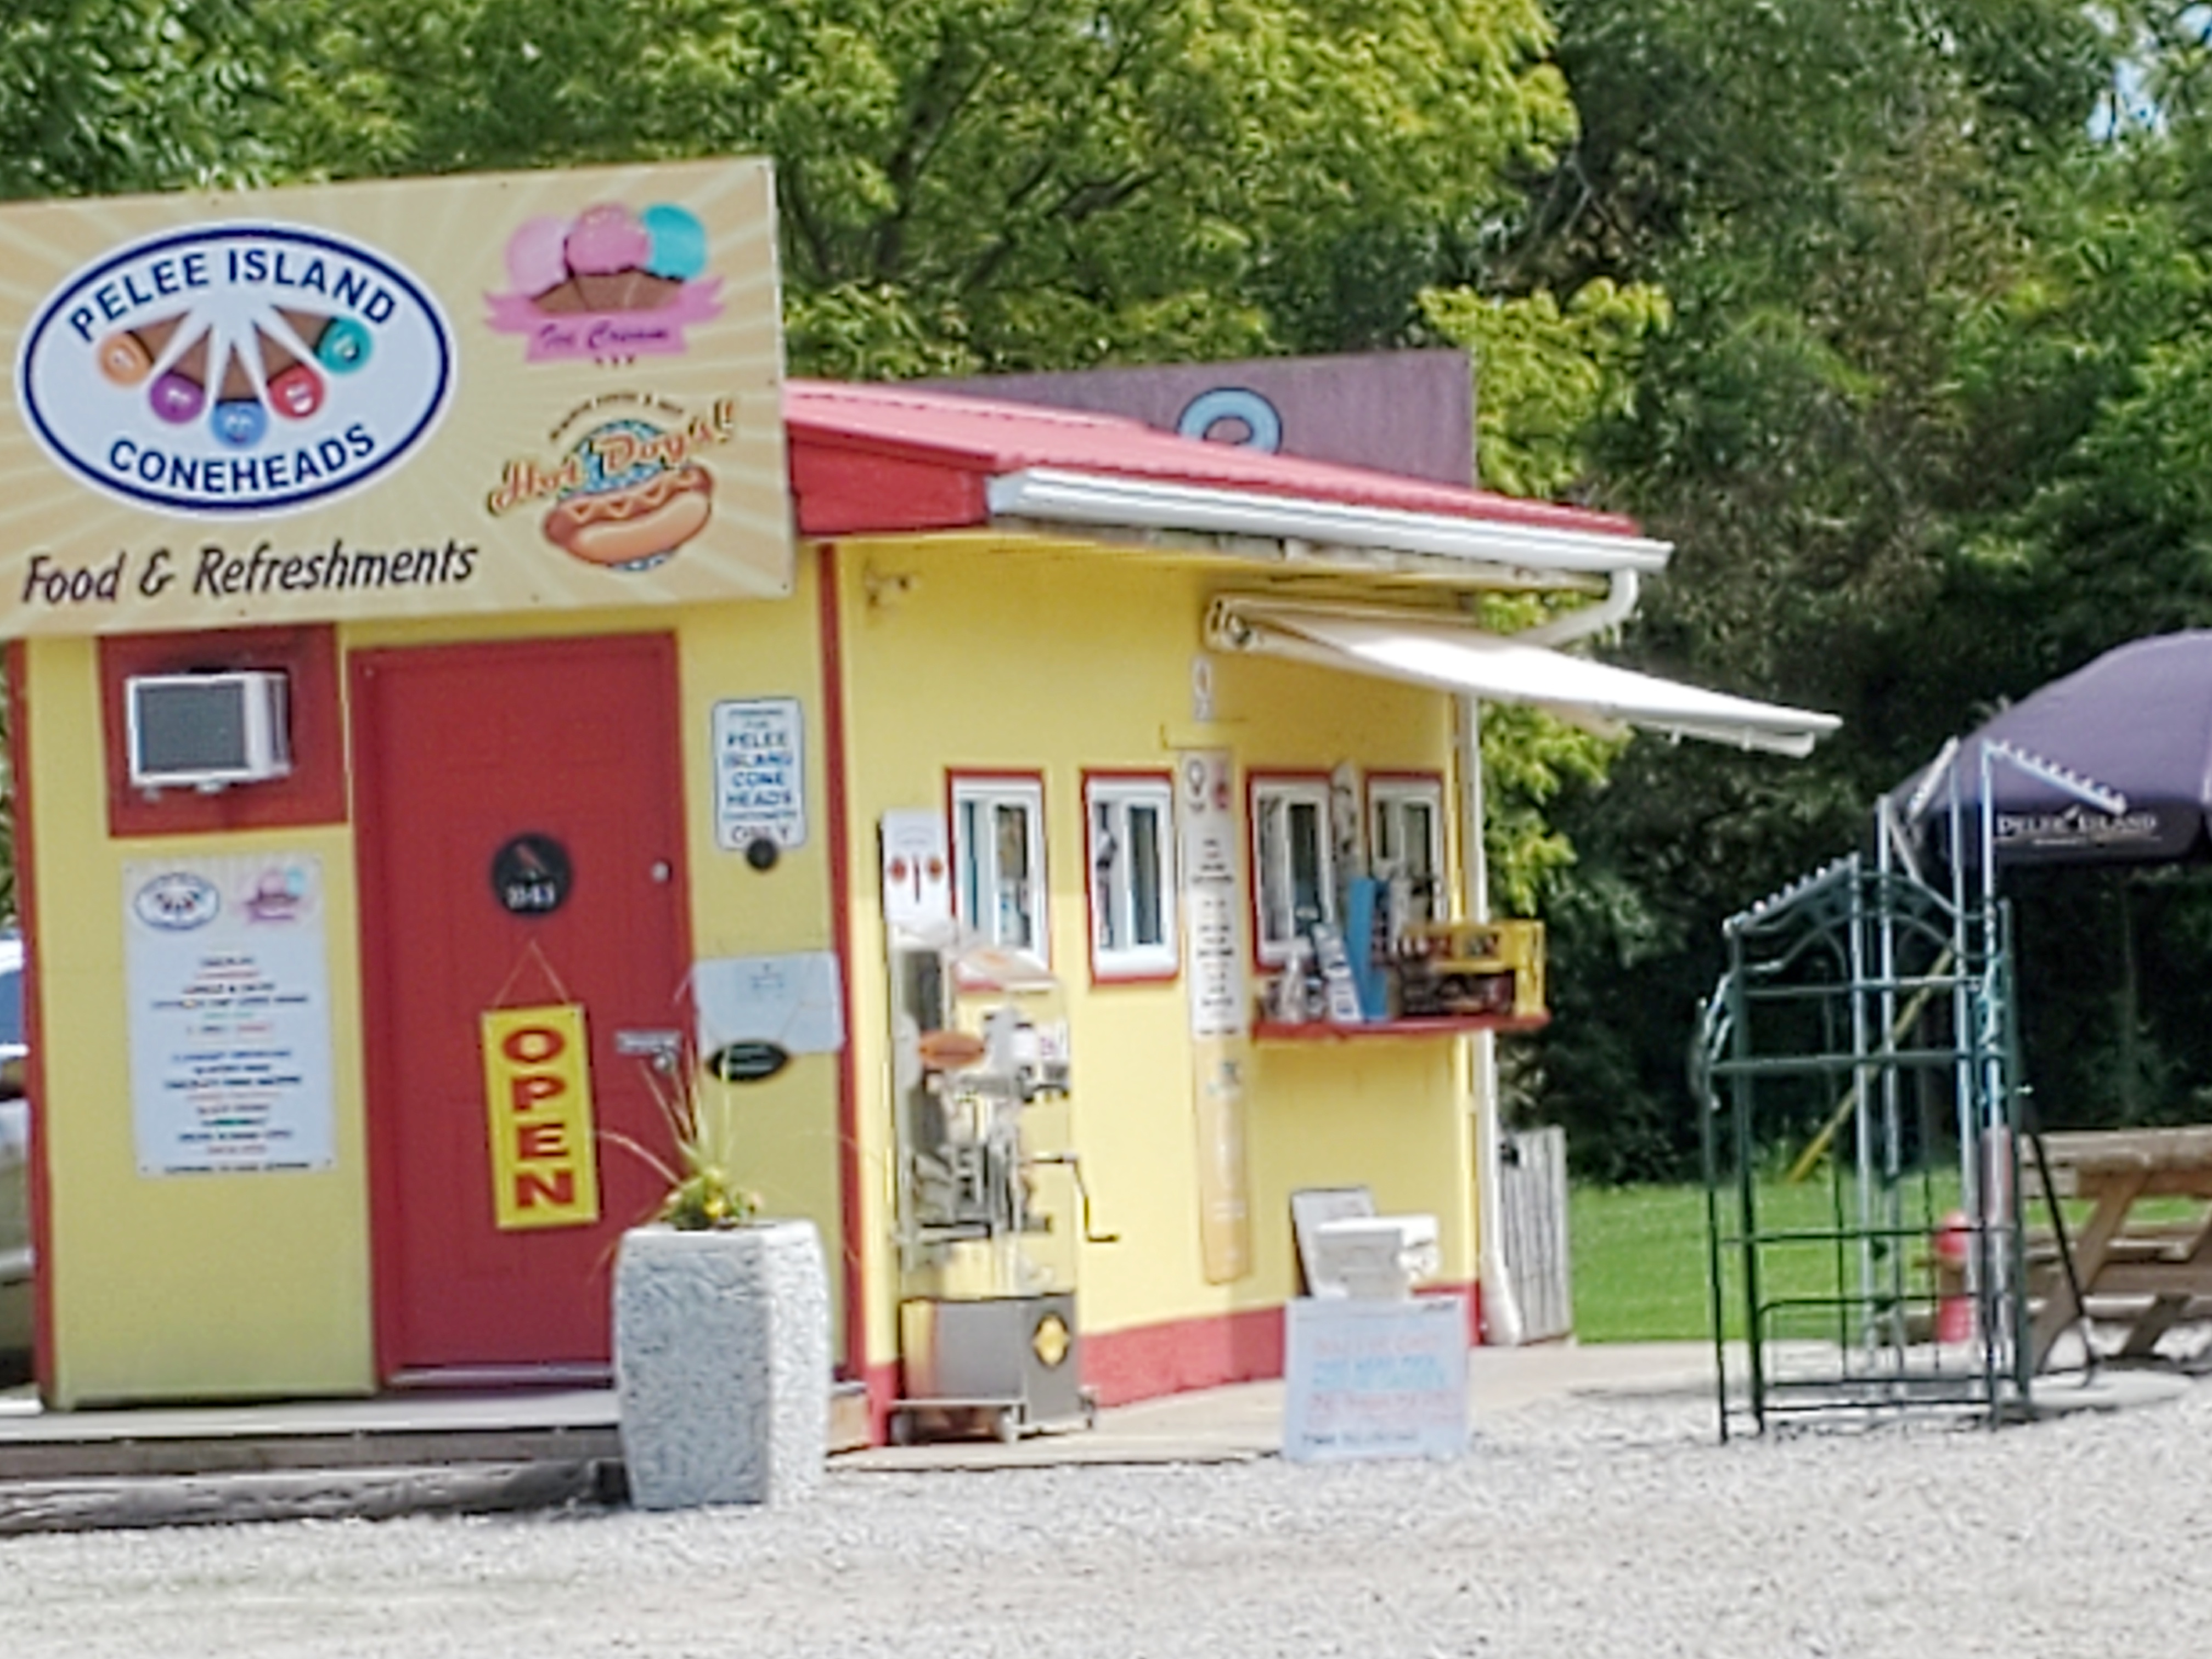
[[713, 697, 805, 852]]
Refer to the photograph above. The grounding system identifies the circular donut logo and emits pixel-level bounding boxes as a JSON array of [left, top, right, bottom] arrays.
[[18, 223, 454, 517]]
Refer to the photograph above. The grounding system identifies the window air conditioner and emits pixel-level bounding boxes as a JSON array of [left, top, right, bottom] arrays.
[[125, 671, 292, 791]]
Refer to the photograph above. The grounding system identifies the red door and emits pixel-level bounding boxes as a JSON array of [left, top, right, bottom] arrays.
[[353, 634, 691, 1383]]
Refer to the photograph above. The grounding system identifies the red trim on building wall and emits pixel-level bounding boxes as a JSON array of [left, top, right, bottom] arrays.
[[843, 1283, 1486, 1443], [1082, 1303, 1286, 1409], [349, 651, 406, 1384], [1080, 1282, 1487, 1412], [1079, 767, 1180, 988], [816, 546, 869, 1389], [789, 443, 990, 538], [865, 1359, 900, 1440], [98, 626, 347, 837], [8, 645, 55, 1401]]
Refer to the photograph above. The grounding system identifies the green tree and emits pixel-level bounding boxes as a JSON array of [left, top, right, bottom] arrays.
[[1496, 0, 2147, 1177], [261, 0, 1581, 375], [0, 0, 281, 200]]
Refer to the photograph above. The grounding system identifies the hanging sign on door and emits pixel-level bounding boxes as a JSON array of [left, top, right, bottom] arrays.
[[481, 1003, 602, 1230]]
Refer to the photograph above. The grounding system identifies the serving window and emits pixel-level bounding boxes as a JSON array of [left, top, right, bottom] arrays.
[[1369, 774, 1447, 924], [1085, 771, 1177, 983], [1249, 773, 1335, 968], [950, 772, 1049, 967]]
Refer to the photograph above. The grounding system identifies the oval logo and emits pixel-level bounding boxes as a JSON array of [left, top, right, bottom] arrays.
[[18, 222, 454, 517], [706, 1041, 791, 1085], [133, 871, 220, 930]]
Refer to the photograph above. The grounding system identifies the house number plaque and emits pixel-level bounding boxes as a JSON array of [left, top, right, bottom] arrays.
[[491, 833, 573, 917]]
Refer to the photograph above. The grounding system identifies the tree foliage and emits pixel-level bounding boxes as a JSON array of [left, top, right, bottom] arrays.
[[1504, 0, 2212, 1178], [253, 0, 1579, 375], [15, 2, 2212, 1181]]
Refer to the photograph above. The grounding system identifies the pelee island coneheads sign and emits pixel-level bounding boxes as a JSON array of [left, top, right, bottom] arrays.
[[0, 160, 791, 636], [21, 224, 452, 518]]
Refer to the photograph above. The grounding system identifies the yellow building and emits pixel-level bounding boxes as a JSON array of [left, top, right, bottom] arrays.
[[0, 162, 1833, 1428]]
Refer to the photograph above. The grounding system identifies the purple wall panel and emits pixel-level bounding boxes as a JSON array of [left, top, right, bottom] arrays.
[[927, 349, 1475, 487]]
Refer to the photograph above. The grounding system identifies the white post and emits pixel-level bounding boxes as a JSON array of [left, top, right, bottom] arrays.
[[1459, 694, 1524, 1346]]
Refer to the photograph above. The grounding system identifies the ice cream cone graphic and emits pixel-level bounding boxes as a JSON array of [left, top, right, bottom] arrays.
[[97, 312, 186, 386], [533, 279, 588, 313], [148, 328, 211, 425], [256, 326, 324, 420], [278, 307, 373, 374], [609, 270, 680, 311], [210, 345, 268, 449]]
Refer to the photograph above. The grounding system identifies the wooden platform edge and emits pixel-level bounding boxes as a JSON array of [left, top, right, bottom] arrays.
[[0, 1460, 614, 1535]]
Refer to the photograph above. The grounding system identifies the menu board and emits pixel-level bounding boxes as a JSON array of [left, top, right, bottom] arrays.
[[1177, 749, 1247, 1038], [124, 853, 335, 1175]]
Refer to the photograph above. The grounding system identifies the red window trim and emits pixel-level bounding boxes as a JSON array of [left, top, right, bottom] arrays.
[[1081, 767, 1180, 988], [98, 624, 347, 837]]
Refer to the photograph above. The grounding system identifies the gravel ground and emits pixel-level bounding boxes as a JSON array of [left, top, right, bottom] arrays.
[[4, 1381, 2211, 1657]]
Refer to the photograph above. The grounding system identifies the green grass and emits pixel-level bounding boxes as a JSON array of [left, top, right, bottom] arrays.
[[1570, 1173, 1965, 1344], [1571, 1173, 2211, 1342], [1569, 1182, 1718, 1343]]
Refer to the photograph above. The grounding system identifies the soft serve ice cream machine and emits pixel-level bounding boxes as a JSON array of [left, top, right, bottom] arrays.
[[881, 814, 1107, 1442]]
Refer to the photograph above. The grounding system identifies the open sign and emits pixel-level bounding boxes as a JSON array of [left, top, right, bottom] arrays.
[[480, 1003, 600, 1230]]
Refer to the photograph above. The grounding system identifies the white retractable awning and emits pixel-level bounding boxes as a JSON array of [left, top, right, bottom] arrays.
[[1208, 600, 1841, 758]]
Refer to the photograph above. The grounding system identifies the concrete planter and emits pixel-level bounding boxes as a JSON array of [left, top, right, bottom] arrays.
[[613, 1218, 830, 1510]]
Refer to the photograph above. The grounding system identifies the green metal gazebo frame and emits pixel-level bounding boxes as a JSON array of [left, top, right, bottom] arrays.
[[1694, 742, 2110, 1435]]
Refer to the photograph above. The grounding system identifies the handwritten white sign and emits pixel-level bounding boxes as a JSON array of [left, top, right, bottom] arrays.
[[1282, 1295, 1469, 1463], [713, 697, 805, 851]]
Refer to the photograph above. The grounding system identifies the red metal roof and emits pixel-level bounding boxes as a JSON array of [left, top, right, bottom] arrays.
[[783, 379, 1644, 542]]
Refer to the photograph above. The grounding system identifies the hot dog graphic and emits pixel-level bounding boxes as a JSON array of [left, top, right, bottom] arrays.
[[541, 416, 713, 571]]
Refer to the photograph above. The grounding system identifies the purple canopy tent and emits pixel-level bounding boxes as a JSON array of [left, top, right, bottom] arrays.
[[1899, 631, 2212, 868]]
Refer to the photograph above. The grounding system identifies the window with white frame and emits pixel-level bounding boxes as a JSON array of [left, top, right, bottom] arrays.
[[1251, 776, 1335, 966], [1086, 774, 1178, 980], [951, 775, 1049, 962], [1369, 776, 1448, 924]]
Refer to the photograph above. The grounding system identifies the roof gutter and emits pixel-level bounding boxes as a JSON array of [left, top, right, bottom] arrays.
[[985, 468, 1672, 580]]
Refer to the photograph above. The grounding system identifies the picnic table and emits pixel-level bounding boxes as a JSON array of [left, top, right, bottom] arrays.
[[2029, 1126, 2212, 1368]]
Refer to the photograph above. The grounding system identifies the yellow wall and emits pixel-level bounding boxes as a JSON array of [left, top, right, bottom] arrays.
[[26, 569, 839, 1406], [828, 535, 1479, 1370], [26, 522, 1485, 1405]]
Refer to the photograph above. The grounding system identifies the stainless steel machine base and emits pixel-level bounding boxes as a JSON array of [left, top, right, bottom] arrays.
[[891, 1294, 1097, 1444]]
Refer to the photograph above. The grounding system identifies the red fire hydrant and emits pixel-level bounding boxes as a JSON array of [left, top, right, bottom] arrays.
[[1933, 1210, 1973, 1344]]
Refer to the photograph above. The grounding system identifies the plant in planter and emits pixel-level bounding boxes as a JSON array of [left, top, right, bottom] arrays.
[[607, 1052, 830, 1511]]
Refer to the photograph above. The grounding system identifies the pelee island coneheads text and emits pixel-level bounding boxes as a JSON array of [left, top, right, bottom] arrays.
[[21, 538, 479, 611]]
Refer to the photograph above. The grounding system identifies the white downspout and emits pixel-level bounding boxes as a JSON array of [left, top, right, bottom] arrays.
[[1468, 566, 1640, 1346], [1462, 692, 1525, 1346], [1515, 569, 1639, 650]]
